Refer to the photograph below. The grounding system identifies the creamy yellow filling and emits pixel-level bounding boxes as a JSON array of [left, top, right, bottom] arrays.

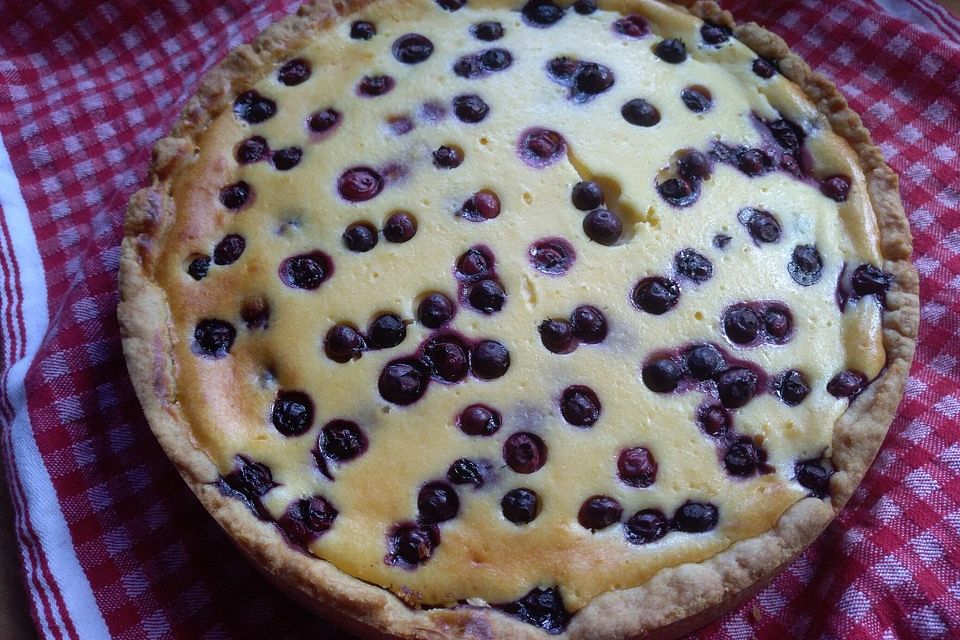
[[157, 0, 884, 612]]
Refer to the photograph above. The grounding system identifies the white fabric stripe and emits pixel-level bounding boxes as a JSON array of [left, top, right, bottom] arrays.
[[913, 0, 960, 39], [0, 135, 112, 639]]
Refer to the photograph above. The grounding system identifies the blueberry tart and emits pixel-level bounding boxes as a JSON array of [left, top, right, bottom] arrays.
[[120, 0, 919, 637]]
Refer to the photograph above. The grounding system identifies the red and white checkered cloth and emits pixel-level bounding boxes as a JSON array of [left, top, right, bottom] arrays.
[[1, 0, 958, 638]]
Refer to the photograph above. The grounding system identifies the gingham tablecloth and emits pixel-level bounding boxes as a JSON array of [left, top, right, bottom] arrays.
[[1, 0, 958, 638]]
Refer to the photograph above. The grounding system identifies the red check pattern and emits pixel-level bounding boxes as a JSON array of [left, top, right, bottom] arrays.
[[0, 0, 958, 638]]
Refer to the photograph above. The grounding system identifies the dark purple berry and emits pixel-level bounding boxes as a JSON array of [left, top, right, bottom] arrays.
[[350, 20, 376, 39], [367, 313, 406, 349], [678, 151, 710, 180], [278, 58, 311, 86], [236, 137, 267, 164], [378, 360, 428, 405], [724, 305, 761, 344], [319, 420, 367, 461], [417, 293, 454, 328], [357, 74, 395, 97], [529, 238, 575, 275], [503, 432, 547, 473], [468, 279, 506, 314], [194, 319, 235, 358], [623, 509, 668, 544], [701, 23, 731, 44], [522, 0, 564, 26], [325, 324, 363, 362], [520, 128, 565, 164], [272, 390, 313, 436], [471, 340, 510, 379], [573, 0, 596, 13], [447, 458, 488, 487], [827, 370, 866, 398], [338, 167, 383, 202], [271, 146, 302, 171], [213, 234, 245, 265], [459, 190, 501, 221], [657, 177, 695, 206], [739, 208, 781, 244], [697, 404, 730, 436], [547, 56, 579, 80], [685, 344, 723, 380], [308, 108, 341, 134], [852, 264, 892, 297], [713, 234, 732, 249], [654, 38, 686, 63], [570, 306, 607, 343], [539, 319, 575, 354], [219, 181, 251, 210], [673, 502, 719, 533], [571, 181, 603, 210], [188, 256, 210, 281], [737, 148, 771, 176], [389, 523, 439, 567], [789, 244, 823, 286], [583, 208, 623, 245], [717, 368, 758, 408], [764, 305, 792, 342], [423, 337, 469, 382], [240, 296, 270, 329], [753, 58, 776, 78], [621, 98, 660, 126], [776, 369, 810, 406], [681, 86, 712, 112], [435, 0, 466, 11], [641, 357, 681, 392], [574, 62, 614, 94], [233, 90, 276, 124], [821, 175, 851, 202], [393, 33, 434, 63], [614, 15, 649, 38], [501, 488, 539, 524], [769, 119, 804, 151], [342, 221, 378, 252], [458, 404, 501, 436], [618, 447, 657, 488], [796, 460, 831, 498], [418, 482, 459, 523], [472, 21, 504, 41], [674, 249, 713, 283], [456, 246, 491, 279], [560, 385, 601, 427], [480, 48, 512, 71], [433, 145, 463, 169], [724, 439, 763, 476], [578, 496, 622, 531], [632, 277, 681, 315], [452, 94, 490, 123], [280, 251, 330, 290], [278, 496, 337, 545], [383, 212, 417, 243]]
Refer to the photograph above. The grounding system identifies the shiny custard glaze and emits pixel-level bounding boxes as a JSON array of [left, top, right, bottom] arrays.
[[159, 0, 891, 630]]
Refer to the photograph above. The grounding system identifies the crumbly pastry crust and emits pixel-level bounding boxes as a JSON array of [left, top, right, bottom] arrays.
[[118, 0, 919, 637]]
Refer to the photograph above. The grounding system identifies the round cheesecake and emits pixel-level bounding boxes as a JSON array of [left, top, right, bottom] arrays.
[[119, 0, 919, 637]]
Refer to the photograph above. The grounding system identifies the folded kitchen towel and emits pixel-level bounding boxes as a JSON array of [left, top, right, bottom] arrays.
[[0, 0, 958, 638]]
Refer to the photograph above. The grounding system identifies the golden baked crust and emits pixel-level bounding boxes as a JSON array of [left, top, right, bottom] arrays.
[[118, 1, 919, 637]]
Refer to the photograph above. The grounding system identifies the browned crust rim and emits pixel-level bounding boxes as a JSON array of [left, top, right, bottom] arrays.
[[117, 1, 920, 638]]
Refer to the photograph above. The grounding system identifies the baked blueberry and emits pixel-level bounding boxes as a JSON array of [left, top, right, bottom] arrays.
[[367, 313, 406, 349], [826, 370, 866, 398], [219, 181, 251, 210], [674, 249, 713, 283], [724, 439, 763, 476], [417, 293, 455, 328], [188, 256, 210, 281], [673, 501, 719, 533], [217, 456, 276, 512], [459, 190, 501, 221], [614, 15, 649, 38], [278, 58, 311, 86], [775, 369, 810, 406], [452, 94, 490, 123], [194, 319, 236, 358], [213, 234, 245, 265], [529, 238, 575, 275], [717, 368, 758, 408], [764, 305, 793, 342], [433, 145, 464, 169], [471, 340, 510, 379], [278, 496, 337, 545], [578, 496, 623, 531], [654, 39, 686, 63], [325, 324, 364, 362], [539, 319, 575, 354], [752, 58, 777, 78], [455, 246, 492, 279], [795, 459, 832, 497], [736, 148, 771, 176], [821, 175, 851, 202], [501, 488, 540, 524], [378, 359, 428, 405], [788, 244, 824, 286], [851, 264, 892, 298], [393, 33, 434, 63], [701, 23, 731, 44], [571, 181, 603, 210], [447, 458, 489, 487], [570, 306, 607, 343], [520, 128, 566, 165], [357, 74, 395, 97], [343, 221, 379, 252], [621, 98, 661, 126], [418, 482, 460, 523], [684, 344, 724, 380], [234, 90, 276, 124], [279, 251, 331, 290], [350, 20, 376, 39], [338, 167, 384, 202], [472, 21, 504, 41], [723, 305, 761, 345], [623, 509, 669, 544], [656, 177, 696, 206], [697, 404, 730, 436], [458, 404, 501, 436], [435, 0, 466, 11], [713, 234, 732, 249], [574, 62, 615, 95], [272, 390, 314, 436], [522, 0, 564, 26], [632, 277, 681, 315], [236, 137, 267, 164], [677, 151, 710, 180], [503, 432, 547, 473], [319, 419, 367, 461], [271, 146, 302, 170], [617, 447, 657, 488], [240, 296, 270, 330], [680, 86, 712, 112], [468, 279, 506, 313], [573, 0, 596, 14], [560, 385, 601, 427], [739, 208, 781, 244], [308, 108, 341, 134], [383, 212, 417, 243], [768, 118, 804, 151], [641, 356, 681, 392], [388, 523, 439, 567], [583, 208, 623, 245], [423, 337, 469, 382]]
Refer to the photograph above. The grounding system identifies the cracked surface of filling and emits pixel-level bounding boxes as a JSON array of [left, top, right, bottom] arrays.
[[156, 0, 889, 621]]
